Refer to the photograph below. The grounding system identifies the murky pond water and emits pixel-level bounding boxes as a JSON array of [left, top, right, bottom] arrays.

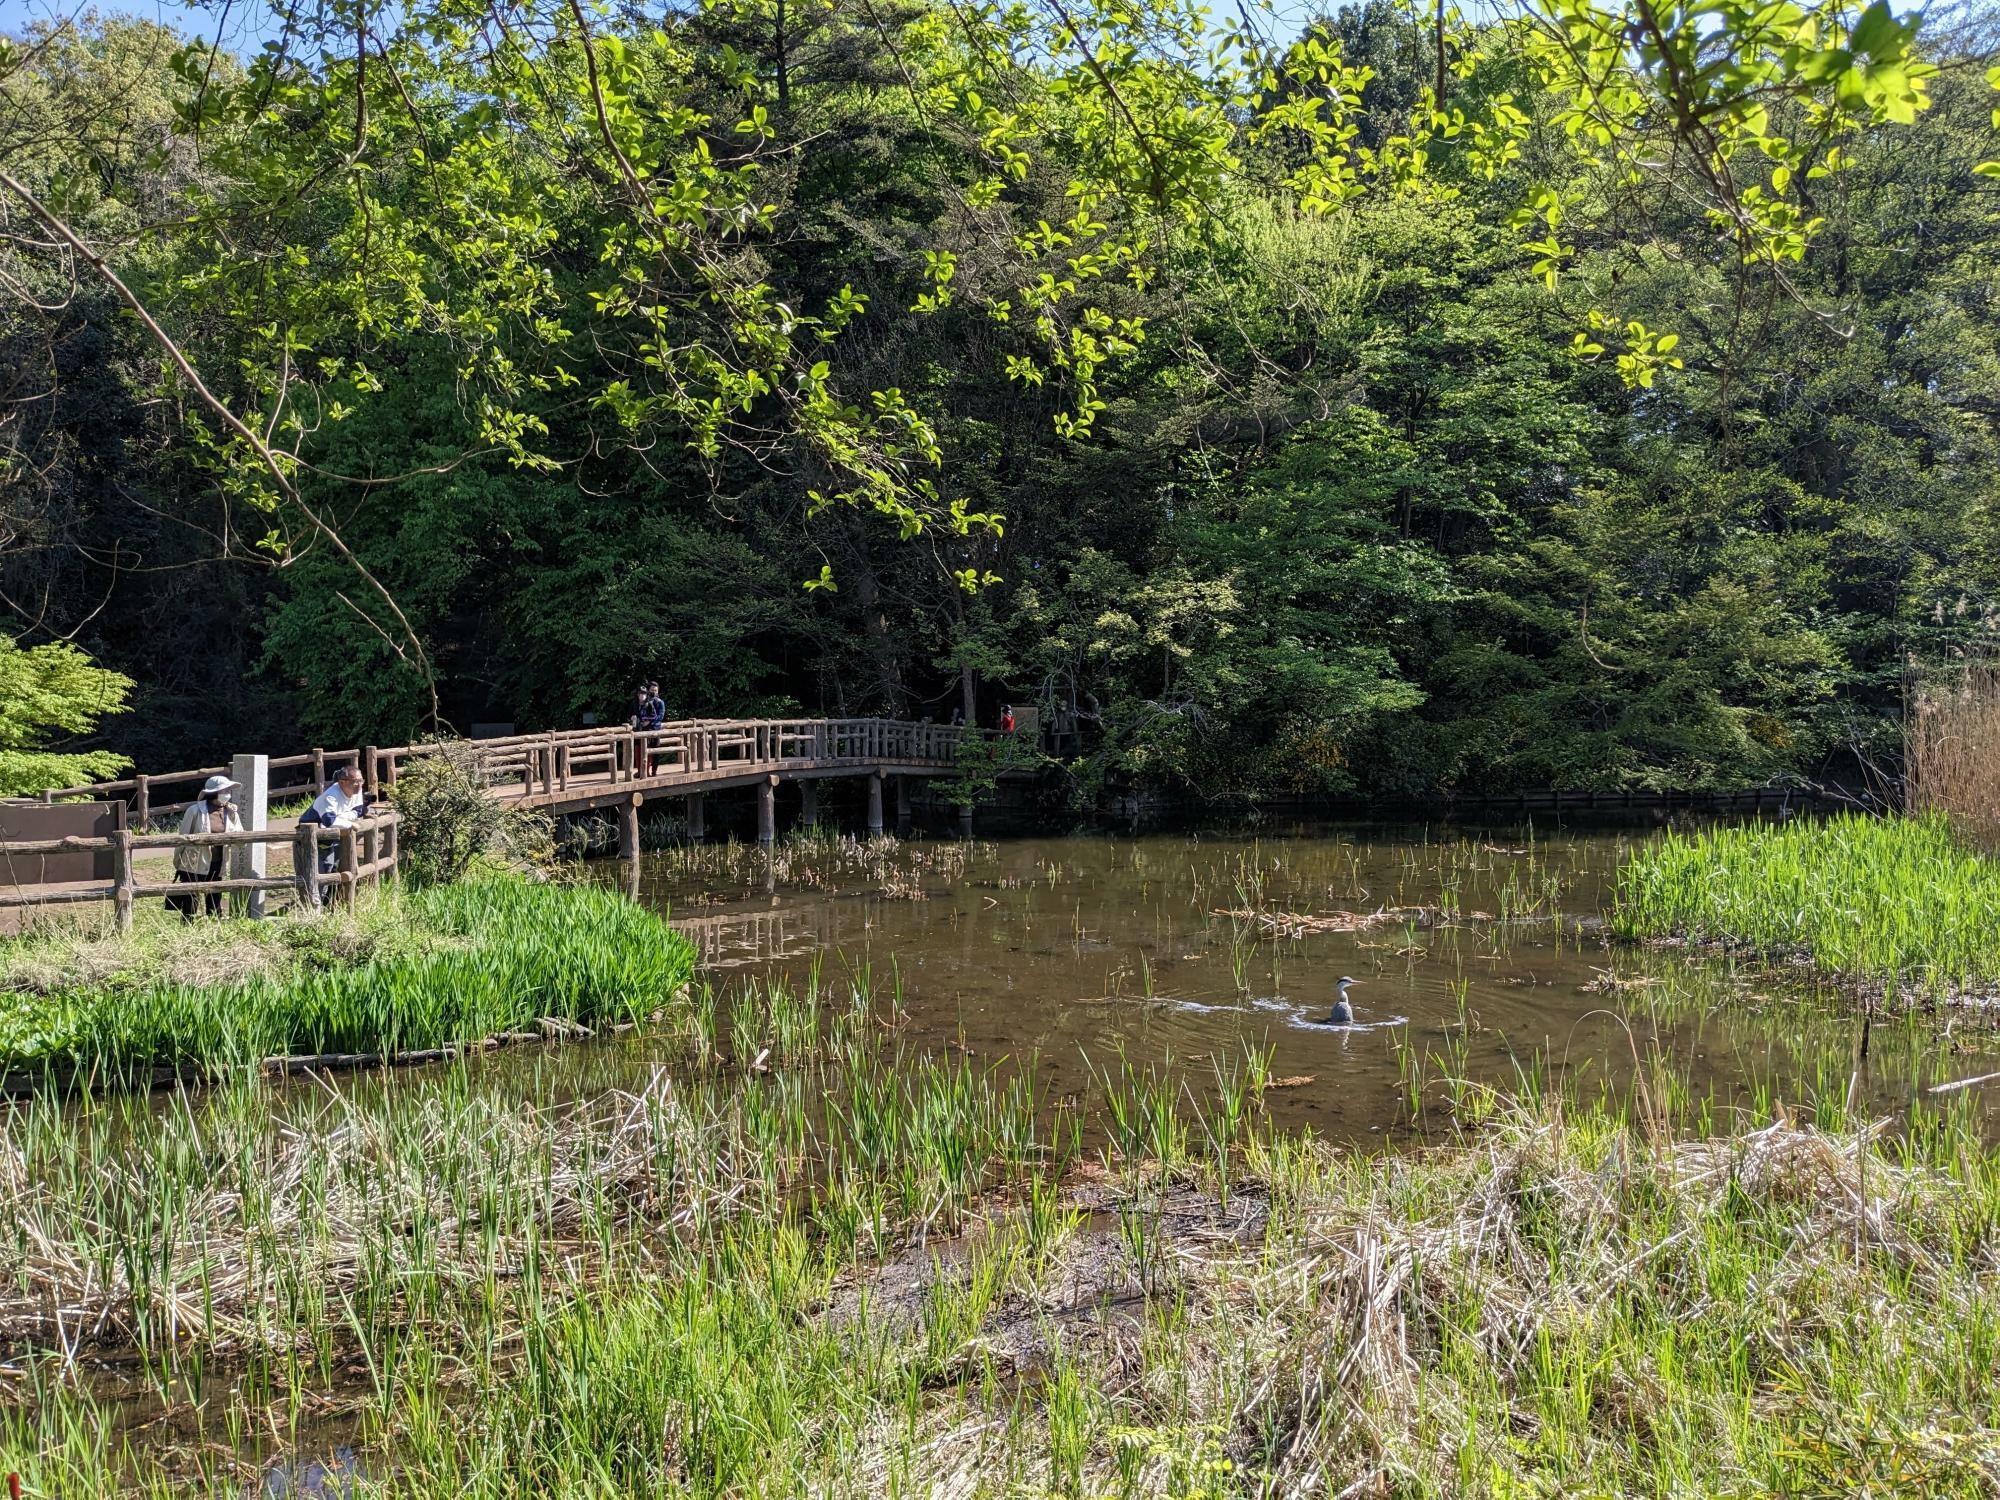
[[602, 821, 2000, 1138]]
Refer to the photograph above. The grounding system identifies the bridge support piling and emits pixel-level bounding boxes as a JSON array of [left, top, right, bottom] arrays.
[[866, 771, 884, 836], [686, 793, 705, 841], [758, 776, 777, 845], [799, 782, 819, 831], [959, 804, 974, 839], [618, 793, 641, 860], [619, 793, 642, 898]]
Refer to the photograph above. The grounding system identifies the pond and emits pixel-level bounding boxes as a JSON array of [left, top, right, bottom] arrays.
[[24, 821, 2000, 1493], [590, 820, 2000, 1140]]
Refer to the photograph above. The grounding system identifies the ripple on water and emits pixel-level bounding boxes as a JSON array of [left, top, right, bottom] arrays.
[[1252, 995, 1411, 1032]]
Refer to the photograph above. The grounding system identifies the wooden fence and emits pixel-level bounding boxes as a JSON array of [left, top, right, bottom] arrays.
[[0, 812, 400, 931], [3, 716, 1021, 927]]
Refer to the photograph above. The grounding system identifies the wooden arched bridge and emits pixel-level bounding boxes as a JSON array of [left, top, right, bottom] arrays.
[[3, 718, 1024, 927]]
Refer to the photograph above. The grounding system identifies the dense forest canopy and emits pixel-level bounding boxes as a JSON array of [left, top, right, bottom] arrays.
[[2, 0, 1997, 802]]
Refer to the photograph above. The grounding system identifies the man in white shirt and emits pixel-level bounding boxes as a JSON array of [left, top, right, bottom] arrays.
[[308, 764, 367, 828], [300, 764, 375, 884]]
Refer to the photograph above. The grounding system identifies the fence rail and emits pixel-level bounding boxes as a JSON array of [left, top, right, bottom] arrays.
[[0, 812, 400, 930]]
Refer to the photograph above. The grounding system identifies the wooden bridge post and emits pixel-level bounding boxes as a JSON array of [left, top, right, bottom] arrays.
[[337, 826, 359, 912], [686, 793, 705, 841], [111, 828, 134, 935], [311, 748, 326, 791], [866, 770, 884, 836], [799, 781, 819, 830], [134, 774, 150, 831], [758, 776, 777, 845], [362, 746, 378, 795], [619, 792, 642, 860]]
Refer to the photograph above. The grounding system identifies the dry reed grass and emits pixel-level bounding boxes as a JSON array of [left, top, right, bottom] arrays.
[[0, 1070, 746, 1357], [1907, 656, 2000, 849], [659, 833, 988, 901], [833, 1104, 1993, 1497], [0, 898, 450, 1000]]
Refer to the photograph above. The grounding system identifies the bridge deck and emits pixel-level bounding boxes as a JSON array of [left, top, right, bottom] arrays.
[[498, 753, 977, 816]]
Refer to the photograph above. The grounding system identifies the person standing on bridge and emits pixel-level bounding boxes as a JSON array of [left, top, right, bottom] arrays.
[[628, 685, 663, 775], [645, 680, 666, 729], [168, 774, 241, 920]]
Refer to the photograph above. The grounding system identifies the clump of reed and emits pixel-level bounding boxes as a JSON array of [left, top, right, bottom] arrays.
[[0, 968, 1060, 1376], [412, 1097, 2000, 1497], [1908, 654, 2000, 850], [1614, 811, 2000, 1004], [0, 877, 696, 1077], [26, 1068, 1996, 1499]]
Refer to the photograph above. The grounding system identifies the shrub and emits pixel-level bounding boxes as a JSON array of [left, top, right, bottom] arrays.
[[392, 738, 553, 884]]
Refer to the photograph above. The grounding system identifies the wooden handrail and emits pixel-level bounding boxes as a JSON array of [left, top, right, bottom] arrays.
[[0, 812, 404, 929]]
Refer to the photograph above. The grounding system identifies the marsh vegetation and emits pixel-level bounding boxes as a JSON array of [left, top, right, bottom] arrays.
[[7, 824, 2000, 1494], [8, 958, 1999, 1497], [0, 879, 693, 1079]]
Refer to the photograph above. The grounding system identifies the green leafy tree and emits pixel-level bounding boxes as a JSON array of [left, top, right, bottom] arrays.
[[0, 636, 133, 795]]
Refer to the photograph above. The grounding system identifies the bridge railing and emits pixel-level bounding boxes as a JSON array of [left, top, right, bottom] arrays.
[[0, 812, 400, 931], [29, 716, 1018, 818]]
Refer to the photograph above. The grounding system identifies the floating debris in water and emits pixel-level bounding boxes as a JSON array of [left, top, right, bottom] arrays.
[[1209, 905, 1442, 937]]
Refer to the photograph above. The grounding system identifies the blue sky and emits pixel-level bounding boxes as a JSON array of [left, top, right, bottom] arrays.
[[0, 0, 284, 45], [4, 0, 1332, 49], [2, 0, 1340, 58]]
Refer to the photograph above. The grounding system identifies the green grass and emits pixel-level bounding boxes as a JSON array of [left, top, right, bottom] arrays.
[[7, 1010, 2000, 1497], [0, 877, 695, 1076], [1614, 811, 2000, 999]]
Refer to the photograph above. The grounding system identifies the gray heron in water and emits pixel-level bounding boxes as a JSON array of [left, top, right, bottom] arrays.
[[1325, 976, 1359, 1025]]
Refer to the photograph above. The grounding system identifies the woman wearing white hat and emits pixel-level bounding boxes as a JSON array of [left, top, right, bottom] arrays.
[[168, 774, 242, 920]]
